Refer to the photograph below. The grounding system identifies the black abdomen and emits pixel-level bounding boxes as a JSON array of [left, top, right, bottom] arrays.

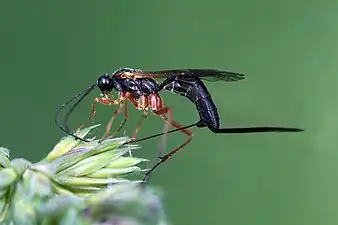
[[163, 75, 220, 130], [195, 97, 220, 130]]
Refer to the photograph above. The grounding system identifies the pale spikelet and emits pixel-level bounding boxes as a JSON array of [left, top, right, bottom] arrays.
[[0, 125, 168, 225]]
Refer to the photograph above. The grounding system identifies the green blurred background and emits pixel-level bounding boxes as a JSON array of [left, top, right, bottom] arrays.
[[1, 1, 337, 224]]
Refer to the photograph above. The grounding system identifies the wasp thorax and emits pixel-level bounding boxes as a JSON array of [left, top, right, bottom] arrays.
[[97, 74, 113, 92]]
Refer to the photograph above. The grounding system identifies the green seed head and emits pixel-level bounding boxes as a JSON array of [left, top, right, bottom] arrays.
[[0, 125, 168, 225]]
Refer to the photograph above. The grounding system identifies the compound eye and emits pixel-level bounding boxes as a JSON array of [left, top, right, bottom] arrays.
[[97, 75, 112, 92]]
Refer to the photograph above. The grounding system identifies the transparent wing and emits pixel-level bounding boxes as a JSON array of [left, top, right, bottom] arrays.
[[113, 68, 244, 82], [125, 69, 245, 82]]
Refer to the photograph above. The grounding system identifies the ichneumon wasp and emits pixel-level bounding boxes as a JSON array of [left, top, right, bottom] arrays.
[[55, 68, 304, 182]]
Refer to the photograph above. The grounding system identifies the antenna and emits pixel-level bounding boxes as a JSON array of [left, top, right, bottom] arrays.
[[54, 84, 97, 142]]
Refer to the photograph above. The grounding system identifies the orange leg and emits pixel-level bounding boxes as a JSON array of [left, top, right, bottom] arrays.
[[154, 107, 193, 162], [79, 96, 121, 130], [104, 93, 147, 140], [78, 101, 97, 130], [120, 94, 150, 142], [129, 110, 148, 141], [108, 99, 129, 138], [126, 93, 142, 109], [143, 107, 193, 182], [101, 103, 124, 140], [155, 108, 171, 158], [99, 93, 129, 140]]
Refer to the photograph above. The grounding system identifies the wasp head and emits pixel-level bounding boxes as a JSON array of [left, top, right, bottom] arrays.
[[97, 73, 124, 96], [97, 74, 114, 94]]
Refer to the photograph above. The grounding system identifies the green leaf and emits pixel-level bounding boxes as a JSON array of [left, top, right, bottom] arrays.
[[106, 156, 149, 169], [55, 176, 132, 187], [36, 195, 85, 223], [22, 170, 53, 198], [57, 148, 130, 178], [60, 208, 84, 225], [51, 182, 78, 197], [7, 183, 37, 225], [87, 183, 167, 225], [0, 147, 10, 159], [0, 168, 17, 190], [87, 166, 142, 178], [54, 137, 128, 174], [10, 158, 31, 176], [46, 124, 101, 161], [0, 148, 10, 168]]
